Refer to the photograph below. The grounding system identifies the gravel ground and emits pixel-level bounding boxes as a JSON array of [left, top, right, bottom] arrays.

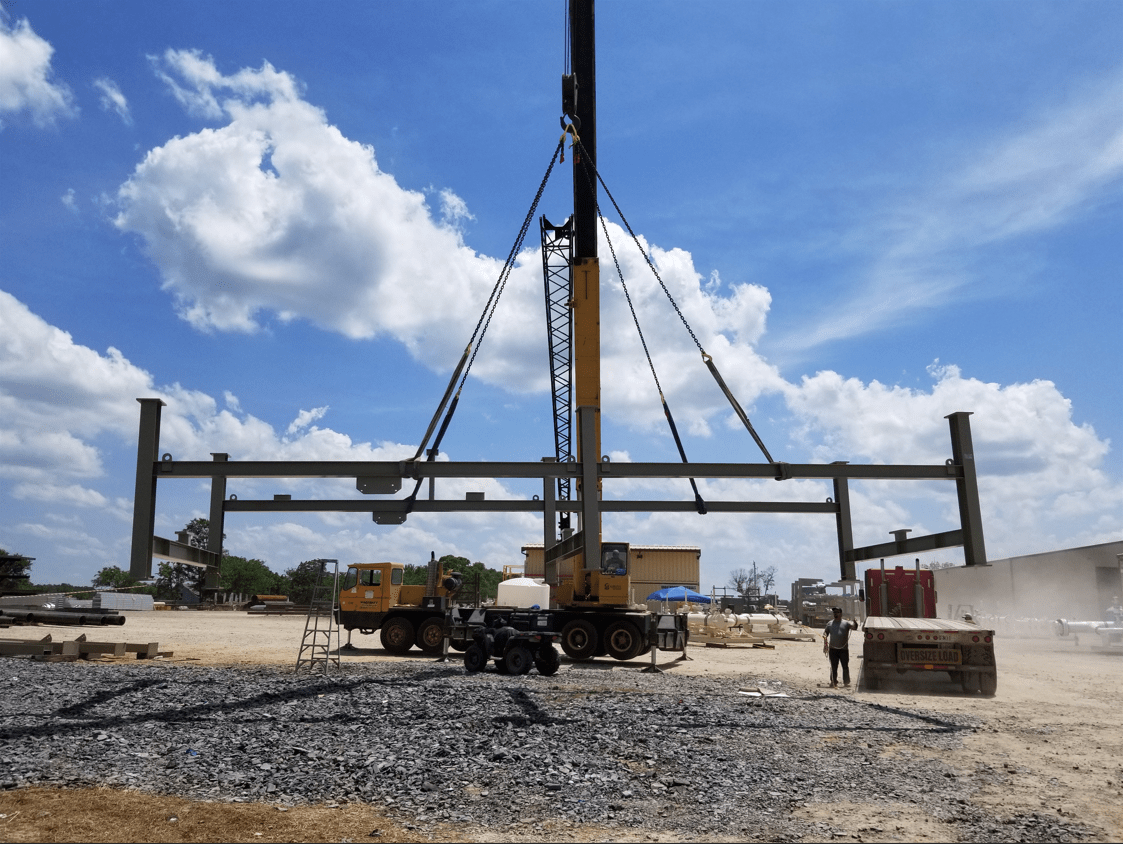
[[0, 658, 1102, 843]]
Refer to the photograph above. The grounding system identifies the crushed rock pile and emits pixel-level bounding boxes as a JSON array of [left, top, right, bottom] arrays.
[[0, 660, 1099, 842]]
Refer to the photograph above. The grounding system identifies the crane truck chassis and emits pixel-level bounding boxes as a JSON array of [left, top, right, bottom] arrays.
[[335, 560, 689, 663]]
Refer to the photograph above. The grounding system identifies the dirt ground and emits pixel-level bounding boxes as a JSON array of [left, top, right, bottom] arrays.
[[0, 611, 1120, 843]]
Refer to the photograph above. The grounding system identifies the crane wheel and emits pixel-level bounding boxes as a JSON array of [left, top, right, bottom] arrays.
[[379, 617, 415, 655], [535, 644, 561, 676], [416, 617, 445, 655], [505, 645, 534, 675], [464, 644, 487, 673], [560, 619, 598, 660], [604, 621, 643, 661]]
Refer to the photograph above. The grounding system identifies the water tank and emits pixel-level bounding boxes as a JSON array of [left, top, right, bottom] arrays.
[[496, 577, 550, 608]]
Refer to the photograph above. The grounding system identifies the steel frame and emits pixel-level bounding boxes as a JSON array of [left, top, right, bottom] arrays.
[[129, 398, 988, 584]]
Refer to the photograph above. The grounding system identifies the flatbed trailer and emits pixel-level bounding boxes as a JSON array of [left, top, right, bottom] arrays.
[[862, 616, 997, 695], [449, 605, 689, 664]]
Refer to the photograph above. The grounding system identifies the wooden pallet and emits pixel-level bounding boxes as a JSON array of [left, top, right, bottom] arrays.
[[0, 634, 172, 662]]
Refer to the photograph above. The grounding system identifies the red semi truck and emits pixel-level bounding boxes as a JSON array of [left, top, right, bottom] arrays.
[[861, 562, 997, 695]]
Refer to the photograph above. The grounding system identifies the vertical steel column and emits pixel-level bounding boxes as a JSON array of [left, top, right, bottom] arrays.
[[205, 453, 228, 590], [947, 411, 988, 566], [833, 472, 855, 581], [542, 457, 557, 552], [129, 398, 165, 580]]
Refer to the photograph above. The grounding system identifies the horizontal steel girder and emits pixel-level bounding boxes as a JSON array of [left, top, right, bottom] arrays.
[[844, 529, 965, 563], [221, 498, 840, 514], [153, 459, 963, 482], [151, 535, 221, 568]]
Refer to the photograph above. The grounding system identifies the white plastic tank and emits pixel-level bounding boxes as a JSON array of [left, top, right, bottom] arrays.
[[496, 577, 550, 608]]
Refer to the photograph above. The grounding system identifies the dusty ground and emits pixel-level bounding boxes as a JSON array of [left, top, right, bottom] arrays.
[[0, 610, 1120, 843]]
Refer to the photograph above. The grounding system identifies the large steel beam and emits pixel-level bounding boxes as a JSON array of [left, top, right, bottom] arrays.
[[947, 411, 988, 566], [844, 529, 966, 563], [148, 459, 963, 481], [221, 498, 840, 514], [129, 398, 164, 580]]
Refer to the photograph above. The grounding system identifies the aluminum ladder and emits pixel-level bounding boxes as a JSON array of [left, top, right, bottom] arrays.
[[295, 558, 341, 673]]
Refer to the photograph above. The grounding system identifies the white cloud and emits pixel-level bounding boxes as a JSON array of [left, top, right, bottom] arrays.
[[1, 286, 1119, 591], [60, 188, 77, 212], [112, 51, 786, 439], [0, 13, 75, 126], [93, 77, 131, 124], [789, 70, 1123, 352], [286, 406, 328, 436], [782, 361, 1123, 559]]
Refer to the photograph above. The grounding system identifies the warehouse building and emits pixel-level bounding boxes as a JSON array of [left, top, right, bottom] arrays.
[[933, 540, 1123, 623]]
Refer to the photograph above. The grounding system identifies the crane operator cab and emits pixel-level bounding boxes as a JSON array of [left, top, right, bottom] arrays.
[[558, 541, 632, 608]]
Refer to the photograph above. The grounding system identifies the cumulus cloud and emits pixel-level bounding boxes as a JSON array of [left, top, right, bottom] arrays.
[[93, 77, 131, 124], [782, 361, 1122, 557], [112, 50, 785, 439], [0, 13, 75, 126]]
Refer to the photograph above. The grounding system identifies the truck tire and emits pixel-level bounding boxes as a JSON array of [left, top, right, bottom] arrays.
[[416, 617, 445, 655], [535, 644, 561, 676], [979, 672, 997, 697], [464, 644, 487, 673], [505, 645, 534, 675], [604, 621, 643, 661], [380, 617, 415, 655], [961, 672, 980, 694], [560, 619, 598, 660]]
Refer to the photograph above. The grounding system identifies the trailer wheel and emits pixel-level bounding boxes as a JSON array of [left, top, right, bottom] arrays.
[[560, 619, 598, 660], [380, 617, 415, 654], [416, 617, 445, 655], [505, 645, 534, 675], [464, 644, 487, 673], [604, 621, 643, 661], [979, 672, 997, 697], [535, 644, 561, 676], [960, 672, 980, 694]]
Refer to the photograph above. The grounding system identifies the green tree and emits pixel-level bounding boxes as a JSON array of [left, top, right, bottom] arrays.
[[0, 548, 34, 593], [219, 556, 281, 596], [283, 559, 336, 604], [410, 555, 503, 602], [92, 565, 140, 591]]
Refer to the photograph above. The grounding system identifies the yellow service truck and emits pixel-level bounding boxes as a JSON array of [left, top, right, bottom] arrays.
[[335, 558, 462, 655]]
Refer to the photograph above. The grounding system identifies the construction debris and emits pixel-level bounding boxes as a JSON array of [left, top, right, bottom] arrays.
[[0, 633, 171, 662]]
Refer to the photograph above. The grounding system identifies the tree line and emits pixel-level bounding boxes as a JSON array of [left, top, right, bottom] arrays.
[[2, 519, 506, 604]]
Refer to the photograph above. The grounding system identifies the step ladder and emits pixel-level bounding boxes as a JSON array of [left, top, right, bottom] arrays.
[[295, 558, 341, 673]]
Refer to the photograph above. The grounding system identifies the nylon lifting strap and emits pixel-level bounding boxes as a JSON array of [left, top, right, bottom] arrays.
[[574, 136, 776, 465], [403, 135, 567, 511]]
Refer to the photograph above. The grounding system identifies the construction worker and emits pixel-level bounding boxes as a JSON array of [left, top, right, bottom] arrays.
[[823, 606, 858, 687]]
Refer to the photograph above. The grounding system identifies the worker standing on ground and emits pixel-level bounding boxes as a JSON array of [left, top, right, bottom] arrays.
[[823, 606, 858, 688]]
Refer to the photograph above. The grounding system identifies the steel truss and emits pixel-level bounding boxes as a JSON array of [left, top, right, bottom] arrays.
[[129, 398, 987, 588]]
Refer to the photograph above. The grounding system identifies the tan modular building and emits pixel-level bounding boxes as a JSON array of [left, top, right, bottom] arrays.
[[522, 544, 701, 606], [933, 540, 1123, 622]]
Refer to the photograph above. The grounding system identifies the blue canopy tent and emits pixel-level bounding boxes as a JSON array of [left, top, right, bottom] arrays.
[[646, 586, 712, 604]]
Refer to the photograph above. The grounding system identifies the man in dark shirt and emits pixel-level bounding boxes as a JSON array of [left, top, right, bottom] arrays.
[[822, 606, 858, 687]]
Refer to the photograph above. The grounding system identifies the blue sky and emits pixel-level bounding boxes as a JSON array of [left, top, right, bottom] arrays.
[[2, 1, 1120, 598]]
